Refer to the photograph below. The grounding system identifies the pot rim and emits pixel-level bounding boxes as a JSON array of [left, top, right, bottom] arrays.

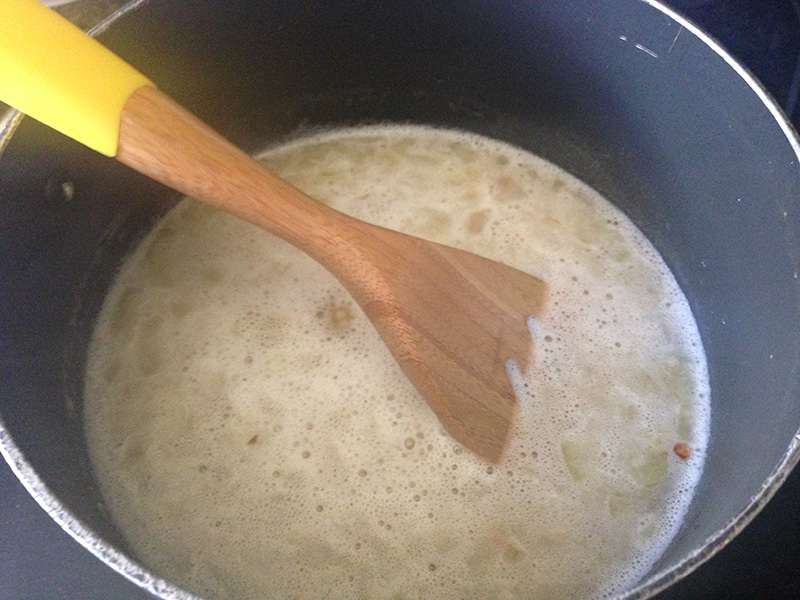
[[617, 4, 800, 590], [1, 1, 799, 599]]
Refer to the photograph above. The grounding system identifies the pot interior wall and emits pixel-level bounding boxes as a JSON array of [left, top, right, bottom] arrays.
[[1, 0, 799, 594]]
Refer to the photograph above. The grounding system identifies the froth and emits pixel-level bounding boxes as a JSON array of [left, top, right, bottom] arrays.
[[84, 125, 710, 600]]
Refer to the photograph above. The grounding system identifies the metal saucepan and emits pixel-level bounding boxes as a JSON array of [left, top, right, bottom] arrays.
[[1, 1, 799, 598]]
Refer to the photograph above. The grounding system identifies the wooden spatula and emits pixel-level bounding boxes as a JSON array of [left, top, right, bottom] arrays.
[[0, 0, 546, 463]]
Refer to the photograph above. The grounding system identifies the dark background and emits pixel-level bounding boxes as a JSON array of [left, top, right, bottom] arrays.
[[2, 0, 800, 598]]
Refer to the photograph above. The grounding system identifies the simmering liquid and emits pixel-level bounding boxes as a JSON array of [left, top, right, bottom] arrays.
[[84, 126, 710, 600]]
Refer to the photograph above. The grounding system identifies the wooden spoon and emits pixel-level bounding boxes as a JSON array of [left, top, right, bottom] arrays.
[[0, 0, 546, 463]]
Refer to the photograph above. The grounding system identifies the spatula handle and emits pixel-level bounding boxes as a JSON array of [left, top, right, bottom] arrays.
[[117, 86, 345, 253], [0, 0, 344, 252], [0, 0, 152, 156]]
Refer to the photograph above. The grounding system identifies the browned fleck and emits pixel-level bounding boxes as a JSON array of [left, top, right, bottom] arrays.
[[674, 443, 691, 459], [247, 435, 258, 445], [316, 299, 355, 335], [495, 174, 525, 200], [467, 209, 491, 234], [497, 174, 513, 190]]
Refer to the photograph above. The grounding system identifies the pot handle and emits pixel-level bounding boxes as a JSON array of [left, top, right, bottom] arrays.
[[0, 0, 152, 156]]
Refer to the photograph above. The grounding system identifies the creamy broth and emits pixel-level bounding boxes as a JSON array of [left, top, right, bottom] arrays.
[[84, 126, 710, 599]]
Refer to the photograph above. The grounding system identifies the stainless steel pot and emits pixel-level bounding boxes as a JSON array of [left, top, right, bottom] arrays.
[[2, 1, 799, 598]]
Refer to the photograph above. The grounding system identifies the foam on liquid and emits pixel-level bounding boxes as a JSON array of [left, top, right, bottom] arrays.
[[84, 126, 710, 600]]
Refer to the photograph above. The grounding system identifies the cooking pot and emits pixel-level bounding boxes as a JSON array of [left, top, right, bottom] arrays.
[[1, 0, 799, 598]]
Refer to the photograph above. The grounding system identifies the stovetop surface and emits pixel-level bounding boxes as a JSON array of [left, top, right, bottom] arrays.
[[2, 1, 800, 598]]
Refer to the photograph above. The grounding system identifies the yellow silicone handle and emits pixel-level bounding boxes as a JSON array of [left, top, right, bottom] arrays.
[[0, 0, 152, 156]]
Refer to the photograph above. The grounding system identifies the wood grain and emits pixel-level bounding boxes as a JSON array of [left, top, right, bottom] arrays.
[[117, 86, 546, 463]]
